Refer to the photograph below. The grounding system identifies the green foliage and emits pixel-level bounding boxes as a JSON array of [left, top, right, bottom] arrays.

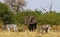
[[0, 3, 9, 13], [15, 10, 42, 25], [13, 10, 60, 26], [0, 3, 15, 25], [0, 3, 60, 26]]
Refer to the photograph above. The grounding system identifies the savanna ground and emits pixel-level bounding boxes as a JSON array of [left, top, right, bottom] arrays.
[[0, 25, 60, 37]]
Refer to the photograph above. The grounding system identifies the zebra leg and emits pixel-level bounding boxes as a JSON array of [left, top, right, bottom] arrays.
[[7, 27, 10, 32], [13, 27, 16, 32], [13, 27, 18, 32], [15, 27, 18, 32]]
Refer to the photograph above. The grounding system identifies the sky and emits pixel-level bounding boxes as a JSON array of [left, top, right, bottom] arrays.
[[0, 0, 60, 12], [25, 0, 60, 12]]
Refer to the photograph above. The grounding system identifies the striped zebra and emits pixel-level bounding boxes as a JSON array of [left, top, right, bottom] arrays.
[[40, 24, 50, 33], [2, 24, 18, 32]]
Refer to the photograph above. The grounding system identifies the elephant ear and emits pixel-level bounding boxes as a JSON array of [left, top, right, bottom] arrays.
[[24, 16, 30, 25], [24, 15, 37, 25]]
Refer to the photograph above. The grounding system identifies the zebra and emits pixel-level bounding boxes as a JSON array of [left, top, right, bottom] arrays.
[[2, 24, 18, 32], [40, 24, 50, 33]]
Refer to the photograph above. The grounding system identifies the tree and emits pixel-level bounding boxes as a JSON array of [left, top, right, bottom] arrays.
[[4, 0, 26, 12], [0, 3, 15, 25]]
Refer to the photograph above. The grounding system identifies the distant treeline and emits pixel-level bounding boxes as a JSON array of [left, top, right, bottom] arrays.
[[0, 3, 60, 26]]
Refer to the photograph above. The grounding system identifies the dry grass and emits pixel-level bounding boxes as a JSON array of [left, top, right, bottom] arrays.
[[0, 25, 60, 37], [0, 31, 60, 37]]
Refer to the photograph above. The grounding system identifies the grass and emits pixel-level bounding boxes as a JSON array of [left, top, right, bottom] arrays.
[[0, 25, 60, 37], [0, 30, 60, 37]]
